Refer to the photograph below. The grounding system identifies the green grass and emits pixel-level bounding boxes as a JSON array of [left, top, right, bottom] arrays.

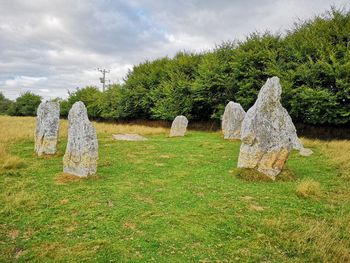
[[1, 131, 350, 262]]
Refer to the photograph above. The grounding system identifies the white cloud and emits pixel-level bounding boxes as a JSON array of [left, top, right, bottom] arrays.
[[4, 76, 47, 87], [0, 0, 348, 100]]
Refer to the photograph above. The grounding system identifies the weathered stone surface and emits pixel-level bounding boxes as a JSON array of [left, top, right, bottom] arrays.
[[237, 77, 300, 179], [222, 101, 246, 140], [34, 101, 60, 156], [112, 134, 148, 141], [299, 147, 314, 156], [63, 101, 98, 177], [169, 115, 188, 137]]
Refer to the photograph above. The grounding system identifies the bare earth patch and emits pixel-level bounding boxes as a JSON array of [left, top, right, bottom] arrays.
[[54, 173, 85, 185], [8, 229, 20, 240]]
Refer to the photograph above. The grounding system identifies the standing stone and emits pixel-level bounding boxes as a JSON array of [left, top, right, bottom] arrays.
[[222, 101, 246, 140], [63, 101, 98, 177], [169, 115, 188, 137], [34, 101, 60, 156], [237, 77, 301, 179]]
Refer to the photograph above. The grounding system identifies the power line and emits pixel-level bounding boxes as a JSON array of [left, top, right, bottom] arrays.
[[97, 68, 110, 92]]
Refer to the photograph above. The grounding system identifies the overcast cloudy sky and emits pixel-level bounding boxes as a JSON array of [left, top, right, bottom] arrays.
[[0, 0, 348, 100]]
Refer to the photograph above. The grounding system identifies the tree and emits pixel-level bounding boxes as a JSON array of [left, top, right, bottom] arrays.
[[8, 92, 41, 116], [100, 84, 126, 120], [0, 92, 14, 115], [60, 87, 103, 119]]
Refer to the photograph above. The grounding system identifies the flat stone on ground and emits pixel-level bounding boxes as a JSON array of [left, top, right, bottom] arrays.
[[299, 147, 314, 156], [112, 134, 148, 141]]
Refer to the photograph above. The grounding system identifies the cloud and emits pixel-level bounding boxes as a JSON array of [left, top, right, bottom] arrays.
[[5, 76, 47, 87], [0, 0, 348, 100]]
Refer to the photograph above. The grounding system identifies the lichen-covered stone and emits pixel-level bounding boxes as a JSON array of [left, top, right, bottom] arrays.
[[222, 101, 246, 140], [237, 77, 300, 179], [34, 101, 60, 156], [63, 101, 98, 177], [169, 115, 188, 137]]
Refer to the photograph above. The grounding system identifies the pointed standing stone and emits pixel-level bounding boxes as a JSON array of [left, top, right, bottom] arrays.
[[222, 101, 246, 140], [34, 101, 60, 156], [237, 77, 300, 179], [169, 115, 188, 137], [63, 101, 98, 177]]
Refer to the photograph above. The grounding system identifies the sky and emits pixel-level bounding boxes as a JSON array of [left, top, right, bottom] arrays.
[[0, 0, 348, 100]]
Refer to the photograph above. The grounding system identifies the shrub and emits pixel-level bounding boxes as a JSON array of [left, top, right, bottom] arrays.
[[8, 92, 41, 116]]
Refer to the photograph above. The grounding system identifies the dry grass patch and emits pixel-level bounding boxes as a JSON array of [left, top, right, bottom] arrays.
[[98, 160, 112, 167], [288, 219, 350, 262], [249, 204, 265, 212], [1, 155, 25, 170], [0, 116, 36, 143], [296, 179, 321, 198], [134, 194, 155, 205], [241, 196, 255, 201], [159, 154, 173, 159], [59, 198, 69, 205], [0, 116, 37, 174], [7, 229, 20, 240], [0, 115, 167, 141], [302, 138, 350, 179], [240, 195, 266, 212], [0, 143, 25, 175], [54, 173, 102, 185], [123, 222, 137, 230], [2, 189, 38, 214], [263, 216, 350, 262], [14, 249, 27, 259], [93, 121, 168, 135]]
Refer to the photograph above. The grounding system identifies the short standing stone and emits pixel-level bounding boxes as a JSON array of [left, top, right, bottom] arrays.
[[237, 77, 300, 179], [169, 115, 188, 137], [34, 101, 60, 156], [63, 101, 98, 177], [222, 101, 246, 140]]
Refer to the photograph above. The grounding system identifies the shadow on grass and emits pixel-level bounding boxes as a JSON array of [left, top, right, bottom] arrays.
[[33, 151, 64, 158], [232, 168, 296, 182]]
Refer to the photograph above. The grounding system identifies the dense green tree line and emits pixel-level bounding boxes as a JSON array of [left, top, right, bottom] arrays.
[[0, 91, 41, 116], [1, 8, 349, 125]]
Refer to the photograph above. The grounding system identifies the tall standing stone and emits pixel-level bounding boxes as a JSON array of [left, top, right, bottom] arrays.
[[237, 77, 300, 179], [63, 101, 98, 177], [169, 115, 188, 137], [34, 101, 60, 156], [222, 101, 246, 140]]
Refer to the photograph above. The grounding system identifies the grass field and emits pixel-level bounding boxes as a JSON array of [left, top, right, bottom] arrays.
[[0, 116, 349, 262]]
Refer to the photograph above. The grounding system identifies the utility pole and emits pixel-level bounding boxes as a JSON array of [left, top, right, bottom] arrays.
[[97, 68, 110, 92]]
